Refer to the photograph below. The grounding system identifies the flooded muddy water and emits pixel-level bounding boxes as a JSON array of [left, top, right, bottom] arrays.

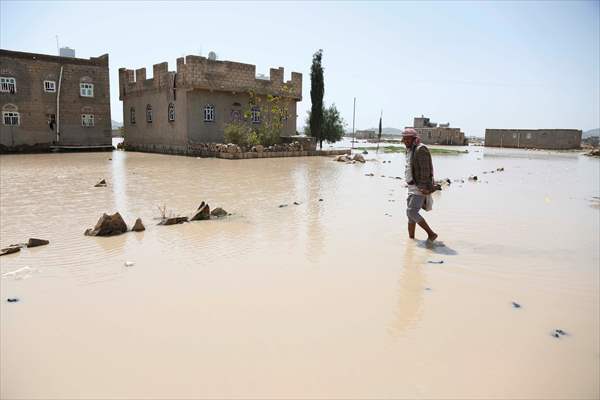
[[1, 146, 599, 399]]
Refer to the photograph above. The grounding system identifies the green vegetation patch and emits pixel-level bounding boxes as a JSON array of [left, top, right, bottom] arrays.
[[355, 146, 467, 155]]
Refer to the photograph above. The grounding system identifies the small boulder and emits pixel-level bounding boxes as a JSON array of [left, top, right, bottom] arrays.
[[254, 145, 264, 153], [190, 201, 210, 221], [352, 153, 365, 163], [497, 167, 505, 171], [365, 173, 375, 177], [132, 218, 145, 232], [159, 216, 189, 225], [94, 179, 107, 187], [0, 247, 20, 256], [27, 238, 49, 248], [468, 175, 478, 181], [210, 207, 228, 218], [85, 212, 128, 236], [6, 298, 19, 303]]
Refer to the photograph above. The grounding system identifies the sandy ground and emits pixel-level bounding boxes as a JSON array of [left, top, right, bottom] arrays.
[[1, 146, 599, 399]]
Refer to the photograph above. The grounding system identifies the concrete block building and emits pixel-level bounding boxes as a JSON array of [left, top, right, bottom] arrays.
[[485, 129, 581, 149], [406, 116, 466, 145], [119, 55, 302, 154], [0, 49, 112, 152]]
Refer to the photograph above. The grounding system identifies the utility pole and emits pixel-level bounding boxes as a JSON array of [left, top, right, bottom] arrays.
[[351, 97, 356, 150]]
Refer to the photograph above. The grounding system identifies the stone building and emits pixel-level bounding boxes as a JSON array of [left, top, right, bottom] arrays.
[[485, 129, 581, 150], [0, 49, 112, 152], [119, 55, 302, 154], [406, 116, 466, 145]]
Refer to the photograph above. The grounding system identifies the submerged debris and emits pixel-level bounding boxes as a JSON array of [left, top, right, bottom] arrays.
[[94, 179, 107, 187], [190, 202, 210, 221], [211, 207, 229, 217], [85, 212, 128, 236], [132, 218, 145, 232], [278, 204, 288, 208], [27, 238, 49, 248], [512, 302, 521, 308], [159, 216, 189, 225], [0, 247, 20, 256], [427, 260, 444, 264], [6, 298, 19, 303]]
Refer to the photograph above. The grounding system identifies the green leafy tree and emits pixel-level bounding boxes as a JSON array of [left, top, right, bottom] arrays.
[[309, 49, 324, 149], [304, 103, 345, 144], [223, 86, 292, 147]]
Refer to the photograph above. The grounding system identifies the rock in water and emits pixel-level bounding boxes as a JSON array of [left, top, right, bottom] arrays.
[[512, 302, 521, 308], [132, 218, 145, 232], [85, 212, 128, 236], [27, 238, 49, 248], [353, 153, 366, 163], [190, 201, 210, 221], [0, 247, 20, 256], [159, 217, 189, 226], [210, 207, 228, 218], [94, 179, 107, 187], [6, 298, 19, 303]]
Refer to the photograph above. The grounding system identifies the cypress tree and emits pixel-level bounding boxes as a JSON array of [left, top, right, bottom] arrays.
[[309, 49, 324, 149]]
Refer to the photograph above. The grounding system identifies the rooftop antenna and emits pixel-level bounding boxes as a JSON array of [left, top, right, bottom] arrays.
[[55, 35, 59, 55]]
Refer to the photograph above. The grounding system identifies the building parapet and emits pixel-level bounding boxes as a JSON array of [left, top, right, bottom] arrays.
[[0, 49, 109, 67], [119, 55, 302, 101]]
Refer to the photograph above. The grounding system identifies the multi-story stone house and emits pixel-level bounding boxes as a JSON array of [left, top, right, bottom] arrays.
[[406, 116, 466, 145], [0, 49, 112, 152], [119, 55, 302, 154]]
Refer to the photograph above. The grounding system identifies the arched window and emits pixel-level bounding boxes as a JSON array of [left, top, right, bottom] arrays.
[[2, 103, 19, 126], [168, 103, 175, 122], [146, 104, 153, 123], [204, 104, 215, 122], [130, 107, 136, 124], [251, 106, 260, 124]]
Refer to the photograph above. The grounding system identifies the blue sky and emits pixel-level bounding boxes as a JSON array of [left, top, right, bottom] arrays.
[[1, 0, 599, 136]]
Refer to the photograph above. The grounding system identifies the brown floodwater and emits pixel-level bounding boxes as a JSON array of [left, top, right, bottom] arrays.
[[1, 145, 599, 399]]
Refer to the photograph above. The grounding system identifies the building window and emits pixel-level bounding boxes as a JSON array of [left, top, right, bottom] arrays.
[[44, 80, 56, 93], [130, 107, 136, 124], [146, 104, 153, 123], [204, 105, 215, 122], [80, 83, 94, 97], [2, 111, 19, 126], [526, 133, 532, 139], [0, 77, 16, 93], [47, 114, 56, 130], [81, 114, 95, 127], [251, 106, 260, 124], [168, 103, 175, 122], [231, 110, 241, 122]]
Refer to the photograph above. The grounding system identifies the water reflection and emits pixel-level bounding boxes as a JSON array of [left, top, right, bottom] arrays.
[[389, 241, 426, 337]]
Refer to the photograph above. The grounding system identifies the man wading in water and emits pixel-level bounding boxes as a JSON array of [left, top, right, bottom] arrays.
[[402, 128, 438, 242]]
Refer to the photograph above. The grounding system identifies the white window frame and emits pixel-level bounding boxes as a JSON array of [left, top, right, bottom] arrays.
[[204, 105, 215, 122], [80, 83, 94, 97], [81, 113, 95, 127], [2, 111, 20, 126], [146, 105, 153, 123], [168, 103, 175, 122], [44, 80, 56, 93], [0, 77, 16, 93], [251, 107, 260, 124]]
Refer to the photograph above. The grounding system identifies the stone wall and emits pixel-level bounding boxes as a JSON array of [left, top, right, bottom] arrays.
[[485, 129, 582, 149], [0, 49, 111, 152]]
